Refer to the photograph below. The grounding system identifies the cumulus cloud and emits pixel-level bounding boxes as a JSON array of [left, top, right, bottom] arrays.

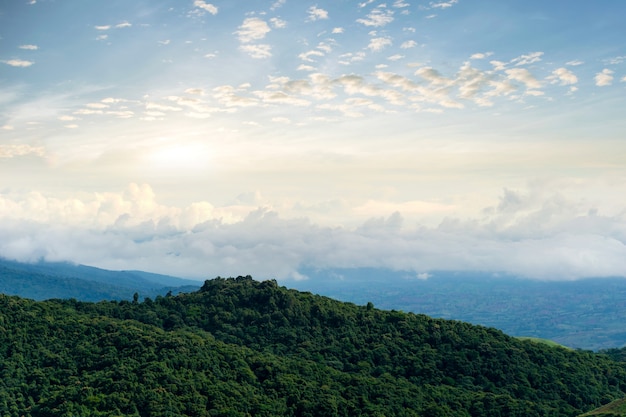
[[19, 44, 39, 50], [505, 68, 542, 90], [368, 36, 392, 52], [400, 40, 417, 49], [240, 44, 272, 59], [547, 67, 578, 85], [357, 8, 394, 27], [236, 17, 271, 43], [2, 183, 624, 281], [595, 69, 614, 86], [2, 59, 34, 67], [307, 6, 329, 21], [193, 0, 218, 15]]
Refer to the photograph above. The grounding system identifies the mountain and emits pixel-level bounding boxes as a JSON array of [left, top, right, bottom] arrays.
[[1, 276, 626, 416], [0, 257, 200, 301], [290, 267, 626, 350]]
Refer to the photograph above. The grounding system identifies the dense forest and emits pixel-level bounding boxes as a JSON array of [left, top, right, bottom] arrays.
[[1, 276, 626, 416]]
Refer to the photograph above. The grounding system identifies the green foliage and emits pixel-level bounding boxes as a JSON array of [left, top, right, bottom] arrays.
[[1, 276, 626, 416]]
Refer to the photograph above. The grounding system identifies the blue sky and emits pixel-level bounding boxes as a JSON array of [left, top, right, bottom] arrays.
[[1, 0, 625, 281]]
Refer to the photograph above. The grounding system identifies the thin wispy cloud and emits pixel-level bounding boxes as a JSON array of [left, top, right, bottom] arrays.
[[2, 59, 34, 67]]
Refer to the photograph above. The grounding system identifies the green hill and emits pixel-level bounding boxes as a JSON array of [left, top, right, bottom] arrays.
[[1, 276, 626, 416]]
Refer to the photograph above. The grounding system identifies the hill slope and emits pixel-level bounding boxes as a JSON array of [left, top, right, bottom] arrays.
[[2, 276, 626, 416]]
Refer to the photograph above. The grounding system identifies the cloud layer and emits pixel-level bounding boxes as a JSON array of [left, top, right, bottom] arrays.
[[1, 183, 625, 281]]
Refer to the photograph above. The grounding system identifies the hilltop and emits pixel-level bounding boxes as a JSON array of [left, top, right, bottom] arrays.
[[1, 276, 626, 416]]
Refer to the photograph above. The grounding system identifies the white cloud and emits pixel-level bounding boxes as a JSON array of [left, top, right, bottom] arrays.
[[299, 49, 325, 62], [595, 69, 614, 87], [2, 59, 34, 67], [236, 18, 271, 43], [240, 44, 272, 59], [19, 44, 38, 50], [94, 25, 111, 30], [505, 68, 542, 90], [115, 21, 132, 28], [470, 52, 492, 60], [393, 0, 410, 8], [511, 51, 543, 66], [368, 36, 392, 52], [357, 8, 394, 27], [0, 144, 45, 158], [400, 40, 417, 49], [3, 183, 624, 281], [388, 54, 404, 61], [332, 27, 344, 34], [547, 68, 578, 85], [270, 17, 286, 28], [307, 6, 329, 21], [193, 0, 218, 15], [430, 0, 458, 9], [566, 60, 584, 66]]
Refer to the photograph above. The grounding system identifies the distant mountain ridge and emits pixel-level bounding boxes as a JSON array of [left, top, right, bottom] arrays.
[[0, 257, 200, 301]]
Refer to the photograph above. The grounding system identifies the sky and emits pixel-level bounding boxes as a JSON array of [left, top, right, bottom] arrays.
[[1, 0, 625, 281]]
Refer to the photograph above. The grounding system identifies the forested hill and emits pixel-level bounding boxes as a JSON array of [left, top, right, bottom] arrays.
[[2, 276, 626, 416]]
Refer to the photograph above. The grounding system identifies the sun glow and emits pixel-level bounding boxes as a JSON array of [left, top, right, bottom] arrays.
[[146, 142, 212, 172]]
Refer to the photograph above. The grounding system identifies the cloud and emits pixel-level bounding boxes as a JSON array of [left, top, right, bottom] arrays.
[[566, 60, 584, 66], [505, 68, 542, 90], [94, 25, 111, 30], [307, 6, 329, 21], [357, 8, 394, 27], [400, 40, 417, 49], [511, 51, 543, 66], [470, 52, 492, 60], [332, 27, 344, 34], [115, 21, 132, 28], [368, 37, 392, 52], [2, 59, 34, 67], [299, 49, 325, 62], [430, 0, 458, 9], [2, 183, 624, 281], [240, 44, 272, 59], [193, 0, 218, 15], [595, 69, 614, 87], [19, 44, 39, 50], [236, 17, 271, 43], [269, 17, 286, 28], [547, 68, 578, 85], [0, 144, 45, 158]]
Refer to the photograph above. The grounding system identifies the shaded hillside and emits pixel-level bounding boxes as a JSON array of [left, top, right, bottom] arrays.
[[2, 276, 626, 416], [0, 258, 200, 301]]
